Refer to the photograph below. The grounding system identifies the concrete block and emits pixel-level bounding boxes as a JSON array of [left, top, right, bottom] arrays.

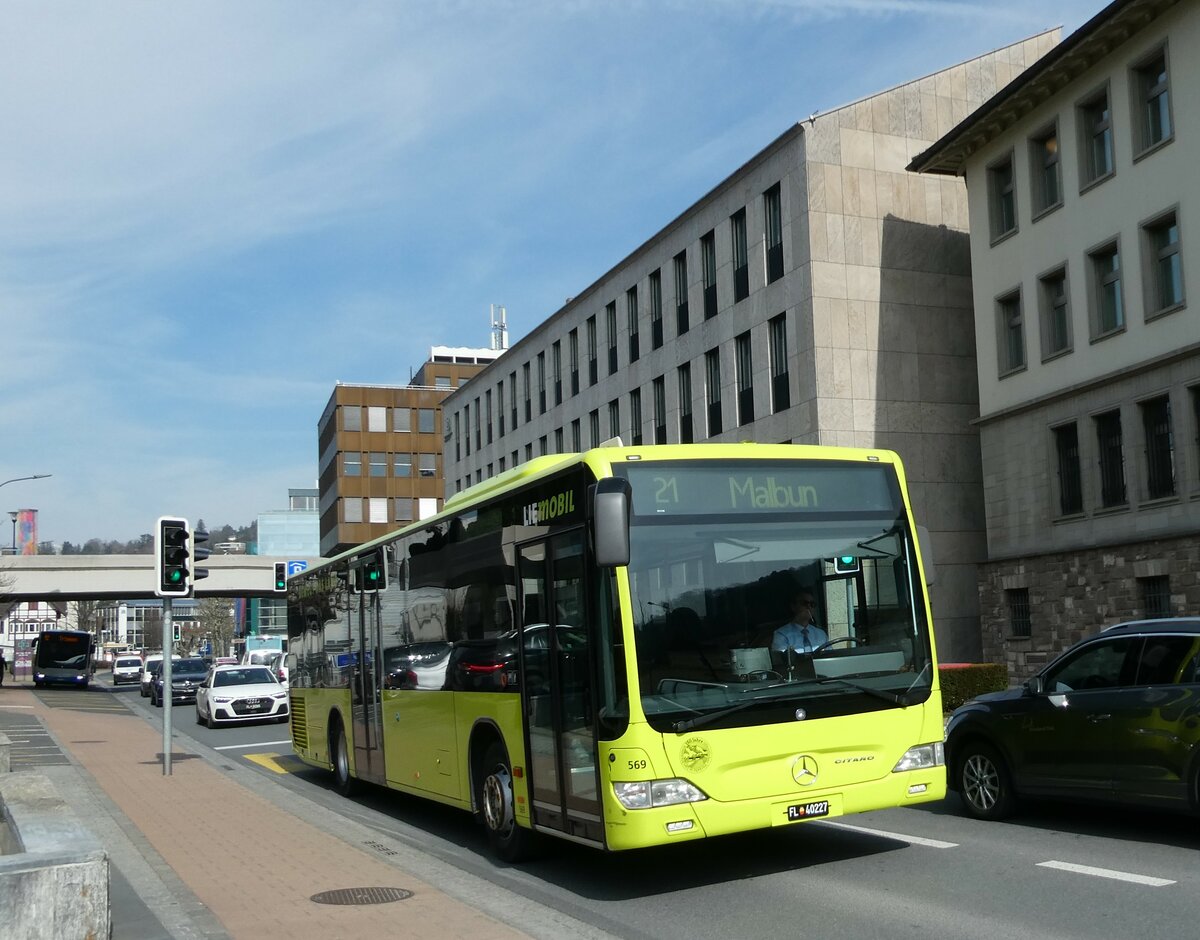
[[0, 772, 110, 940], [0, 732, 9, 774]]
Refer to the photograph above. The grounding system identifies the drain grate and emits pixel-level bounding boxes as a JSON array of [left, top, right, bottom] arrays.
[[310, 887, 413, 906]]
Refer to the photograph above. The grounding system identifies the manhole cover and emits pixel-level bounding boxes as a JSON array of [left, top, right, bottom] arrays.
[[310, 887, 413, 906]]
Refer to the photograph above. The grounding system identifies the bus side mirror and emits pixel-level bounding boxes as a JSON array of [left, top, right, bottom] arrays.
[[591, 478, 631, 568]]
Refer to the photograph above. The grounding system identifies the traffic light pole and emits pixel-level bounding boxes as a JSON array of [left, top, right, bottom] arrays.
[[162, 598, 173, 776]]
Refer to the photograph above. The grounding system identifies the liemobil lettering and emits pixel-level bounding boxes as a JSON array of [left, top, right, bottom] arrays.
[[522, 489, 576, 526], [728, 476, 818, 509]]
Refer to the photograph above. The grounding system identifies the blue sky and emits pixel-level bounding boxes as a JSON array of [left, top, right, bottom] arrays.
[[1, 0, 1104, 546]]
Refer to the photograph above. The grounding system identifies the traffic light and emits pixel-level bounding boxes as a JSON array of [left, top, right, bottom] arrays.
[[173, 623, 182, 642], [273, 562, 288, 593], [354, 551, 387, 593], [192, 527, 210, 588], [155, 517, 191, 597]]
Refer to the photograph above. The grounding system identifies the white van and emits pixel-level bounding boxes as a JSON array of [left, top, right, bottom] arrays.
[[112, 655, 143, 686], [139, 653, 181, 697]]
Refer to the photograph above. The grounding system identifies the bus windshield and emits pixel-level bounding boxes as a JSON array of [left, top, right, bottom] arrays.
[[622, 463, 932, 732], [35, 633, 92, 671]]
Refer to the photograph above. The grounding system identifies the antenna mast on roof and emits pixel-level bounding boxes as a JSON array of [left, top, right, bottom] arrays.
[[490, 304, 509, 351]]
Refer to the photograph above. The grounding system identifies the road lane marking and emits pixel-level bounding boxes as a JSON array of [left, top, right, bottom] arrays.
[[818, 820, 958, 848], [213, 739, 292, 750], [1037, 861, 1175, 887], [243, 752, 305, 774]]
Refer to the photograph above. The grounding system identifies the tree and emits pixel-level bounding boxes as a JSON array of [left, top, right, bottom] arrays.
[[197, 597, 236, 660]]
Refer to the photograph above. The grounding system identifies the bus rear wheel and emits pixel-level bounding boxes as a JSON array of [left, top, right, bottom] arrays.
[[331, 720, 358, 797], [478, 742, 536, 862]]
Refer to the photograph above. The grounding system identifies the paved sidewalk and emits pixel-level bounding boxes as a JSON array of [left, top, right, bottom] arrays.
[[2, 684, 553, 940]]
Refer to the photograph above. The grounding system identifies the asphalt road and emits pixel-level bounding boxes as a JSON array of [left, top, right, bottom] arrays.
[[120, 676, 1200, 940]]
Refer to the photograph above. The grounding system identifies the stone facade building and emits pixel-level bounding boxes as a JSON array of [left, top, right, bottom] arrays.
[[911, 0, 1200, 679], [442, 32, 1057, 663]]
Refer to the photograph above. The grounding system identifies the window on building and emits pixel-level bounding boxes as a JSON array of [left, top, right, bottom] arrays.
[[554, 428, 563, 453], [1053, 423, 1083, 515], [764, 182, 784, 283], [606, 301, 619, 375], [343, 453, 361, 476], [996, 290, 1025, 375], [485, 391, 493, 445], [537, 352, 546, 414], [369, 498, 388, 524], [678, 362, 694, 444], [731, 208, 749, 302], [1139, 575, 1171, 618], [701, 230, 718, 319], [705, 347, 723, 436], [1193, 386, 1200, 487], [568, 328, 580, 396], [393, 408, 410, 432], [342, 406, 361, 431], [1079, 86, 1114, 186], [395, 499, 414, 522], [674, 250, 690, 335], [626, 286, 640, 363], [629, 388, 643, 446], [368, 452, 386, 477], [589, 409, 600, 447], [1006, 588, 1032, 638], [367, 406, 386, 432], [1140, 395, 1175, 499], [649, 269, 663, 349], [463, 402, 471, 456], [498, 457, 506, 472], [434, 376, 452, 387], [552, 341, 562, 405], [768, 313, 790, 413], [525, 443, 533, 461], [988, 153, 1017, 240], [586, 315, 598, 385], [343, 498, 363, 523], [1089, 241, 1124, 337], [1029, 124, 1061, 216], [1143, 209, 1183, 316], [652, 376, 667, 445], [735, 330, 754, 425], [473, 397, 481, 450], [497, 382, 505, 437], [509, 371, 519, 429], [1039, 267, 1071, 359], [1133, 47, 1172, 154], [418, 408, 435, 434], [393, 453, 412, 477], [608, 398, 620, 440], [453, 413, 460, 462], [571, 418, 581, 451], [538, 435, 548, 456], [523, 362, 532, 422], [1095, 409, 1126, 507], [418, 453, 437, 478]]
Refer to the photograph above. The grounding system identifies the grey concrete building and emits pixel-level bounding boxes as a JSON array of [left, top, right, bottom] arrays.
[[442, 33, 1058, 663], [910, 0, 1200, 680]]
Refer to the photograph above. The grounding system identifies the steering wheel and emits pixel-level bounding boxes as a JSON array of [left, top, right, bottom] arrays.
[[811, 636, 867, 655]]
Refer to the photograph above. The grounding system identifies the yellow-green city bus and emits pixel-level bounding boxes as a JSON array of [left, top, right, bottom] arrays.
[[286, 443, 945, 860]]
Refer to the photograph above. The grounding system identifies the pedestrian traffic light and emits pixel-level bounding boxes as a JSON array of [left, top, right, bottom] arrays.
[[155, 517, 192, 598], [173, 623, 182, 642], [273, 562, 288, 593]]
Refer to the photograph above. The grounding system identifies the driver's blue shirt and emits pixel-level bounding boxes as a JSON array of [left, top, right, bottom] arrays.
[[771, 622, 828, 653]]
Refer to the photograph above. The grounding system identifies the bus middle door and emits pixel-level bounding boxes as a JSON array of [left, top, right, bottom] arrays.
[[518, 531, 603, 845], [351, 588, 385, 786]]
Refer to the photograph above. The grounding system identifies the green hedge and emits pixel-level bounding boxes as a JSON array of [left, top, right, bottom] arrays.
[[938, 662, 1008, 711]]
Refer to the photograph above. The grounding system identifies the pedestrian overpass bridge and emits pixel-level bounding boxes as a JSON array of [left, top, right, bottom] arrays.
[[0, 555, 326, 602]]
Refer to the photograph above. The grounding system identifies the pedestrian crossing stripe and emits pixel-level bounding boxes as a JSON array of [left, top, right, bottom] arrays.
[[244, 752, 306, 775]]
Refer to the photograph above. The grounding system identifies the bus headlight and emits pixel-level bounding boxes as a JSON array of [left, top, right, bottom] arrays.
[[892, 742, 945, 773], [613, 779, 708, 809]]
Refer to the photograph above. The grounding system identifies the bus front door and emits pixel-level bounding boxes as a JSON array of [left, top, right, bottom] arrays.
[[518, 532, 603, 845]]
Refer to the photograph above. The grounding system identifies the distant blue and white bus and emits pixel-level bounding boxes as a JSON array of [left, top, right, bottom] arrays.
[[32, 630, 95, 688]]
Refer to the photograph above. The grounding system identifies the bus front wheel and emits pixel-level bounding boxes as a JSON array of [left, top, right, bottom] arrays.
[[331, 721, 358, 797], [478, 742, 536, 862]]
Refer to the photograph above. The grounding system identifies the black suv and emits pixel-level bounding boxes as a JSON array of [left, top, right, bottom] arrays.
[[946, 618, 1200, 820], [151, 658, 210, 707]]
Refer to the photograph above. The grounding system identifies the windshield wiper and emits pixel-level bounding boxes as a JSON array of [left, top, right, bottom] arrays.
[[809, 675, 911, 706], [672, 683, 796, 733]]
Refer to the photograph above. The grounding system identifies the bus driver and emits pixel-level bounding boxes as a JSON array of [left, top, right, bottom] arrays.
[[771, 588, 828, 654]]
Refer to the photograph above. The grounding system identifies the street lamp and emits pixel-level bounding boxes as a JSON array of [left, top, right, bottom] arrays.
[[0, 474, 52, 554]]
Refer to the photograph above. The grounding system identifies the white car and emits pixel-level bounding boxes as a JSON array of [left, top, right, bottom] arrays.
[[195, 664, 290, 729], [112, 655, 143, 686], [139, 653, 180, 697]]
